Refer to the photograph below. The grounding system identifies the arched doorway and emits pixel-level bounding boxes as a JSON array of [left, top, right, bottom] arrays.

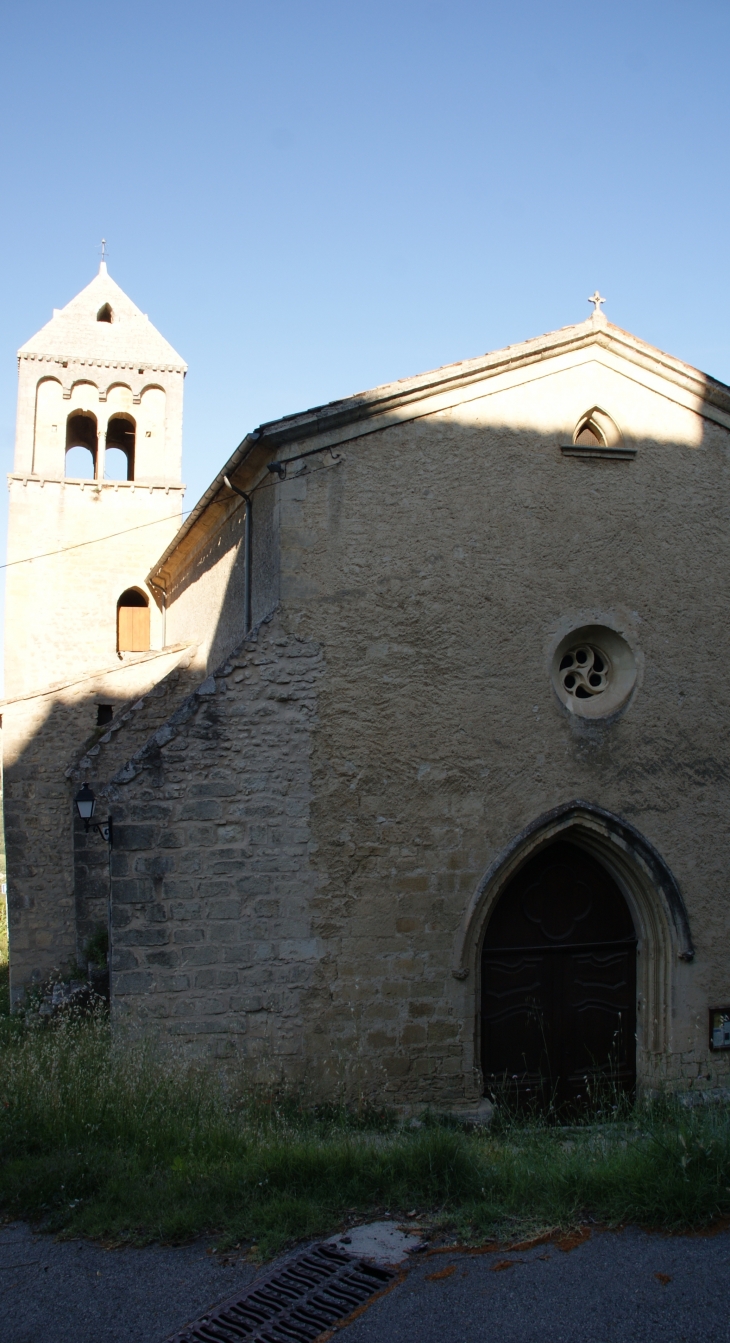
[[481, 841, 636, 1111]]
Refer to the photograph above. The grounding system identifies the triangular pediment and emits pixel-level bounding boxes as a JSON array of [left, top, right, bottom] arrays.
[[150, 312, 730, 585], [18, 264, 186, 370], [251, 312, 730, 447]]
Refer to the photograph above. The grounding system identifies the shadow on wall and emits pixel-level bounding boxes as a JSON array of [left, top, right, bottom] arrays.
[[4, 650, 201, 1001], [4, 405, 729, 1103], [157, 466, 279, 676]]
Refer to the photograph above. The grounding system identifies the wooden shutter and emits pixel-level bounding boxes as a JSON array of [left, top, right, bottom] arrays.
[[118, 604, 150, 652]]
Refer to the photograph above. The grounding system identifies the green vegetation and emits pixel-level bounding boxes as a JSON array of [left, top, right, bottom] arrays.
[[84, 925, 109, 968], [1, 1014, 729, 1256], [0, 886, 8, 1018]]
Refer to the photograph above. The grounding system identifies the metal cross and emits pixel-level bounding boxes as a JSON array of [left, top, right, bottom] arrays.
[[588, 290, 606, 314], [100, 238, 107, 263]]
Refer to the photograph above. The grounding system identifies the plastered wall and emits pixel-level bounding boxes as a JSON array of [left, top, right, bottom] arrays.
[[4, 480, 184, 699], [164, 478, 279, 675], [105, 351, 730, 1103]]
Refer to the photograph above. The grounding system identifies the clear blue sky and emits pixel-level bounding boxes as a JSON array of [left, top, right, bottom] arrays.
[[1, 1, 729, 611]]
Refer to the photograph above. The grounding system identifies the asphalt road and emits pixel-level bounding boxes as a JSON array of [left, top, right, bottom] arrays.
[[347, 1225, 730, 1343], [0, 1222, 258, 1343], [2, 1220, 729, 1342]]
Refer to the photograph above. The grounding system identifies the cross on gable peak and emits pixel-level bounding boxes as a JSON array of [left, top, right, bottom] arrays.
[[588, 290, 606, 315]]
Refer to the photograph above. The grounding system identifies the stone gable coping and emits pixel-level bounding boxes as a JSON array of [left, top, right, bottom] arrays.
[[62, 645, 199, 780], [149, 313, 730, 593]]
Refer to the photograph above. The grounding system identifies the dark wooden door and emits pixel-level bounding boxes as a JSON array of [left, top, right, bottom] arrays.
[[481, 842, 636, 1112]]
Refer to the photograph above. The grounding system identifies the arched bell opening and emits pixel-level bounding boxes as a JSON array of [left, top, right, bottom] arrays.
[[452, 803, 693, 1108], [105, 414, 135, 481], [65, 412, 98, 478]]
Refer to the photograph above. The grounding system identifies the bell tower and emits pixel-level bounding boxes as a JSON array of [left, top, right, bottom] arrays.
[[3, 263, 187, 1004], [6, 261, 186, 698]]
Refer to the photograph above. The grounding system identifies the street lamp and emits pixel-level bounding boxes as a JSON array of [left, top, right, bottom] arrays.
[[74, 784, 113, 846]]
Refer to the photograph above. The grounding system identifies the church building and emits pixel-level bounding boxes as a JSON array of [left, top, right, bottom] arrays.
[[4, 267, 730, 1111]]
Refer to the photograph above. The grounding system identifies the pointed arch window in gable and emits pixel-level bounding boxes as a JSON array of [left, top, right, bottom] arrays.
[[65, 412, 97, 478], [97, 303, 113, 323], [117, 588, 150, 653], [562, 408, 635, 461], [105, 414, 135, 480]]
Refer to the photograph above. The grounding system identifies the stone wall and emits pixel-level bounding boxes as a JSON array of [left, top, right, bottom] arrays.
[[68, 647, 200, 955], [107, 615, 327, 1077], [281, 400, 730, 1097], [4, 645, 193, 1002], [106, 359, 730, 1102], [272, 367, 730, 1099]]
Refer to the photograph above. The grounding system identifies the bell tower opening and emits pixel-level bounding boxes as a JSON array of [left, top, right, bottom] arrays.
[[481, 841, 636, 1113], [65, 412, 97, 478], [105, 414, 135, 480]]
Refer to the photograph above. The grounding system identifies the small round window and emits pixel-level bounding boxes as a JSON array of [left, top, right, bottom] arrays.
[[551, 625, 637, 719]]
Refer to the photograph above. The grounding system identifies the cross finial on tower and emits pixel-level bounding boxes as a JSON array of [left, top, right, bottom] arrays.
[[99, 238, 108, 273], [588, 290, 606, 315]]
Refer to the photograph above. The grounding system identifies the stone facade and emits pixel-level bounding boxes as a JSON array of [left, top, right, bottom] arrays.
[[7, 297, 730, 1103]]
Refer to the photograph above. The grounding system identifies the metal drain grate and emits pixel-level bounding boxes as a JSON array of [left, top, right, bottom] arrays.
[[165, 1243, 397, 1343]]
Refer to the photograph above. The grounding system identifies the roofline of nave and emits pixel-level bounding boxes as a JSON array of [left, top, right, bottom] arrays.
[[148, 312, 730, 589]]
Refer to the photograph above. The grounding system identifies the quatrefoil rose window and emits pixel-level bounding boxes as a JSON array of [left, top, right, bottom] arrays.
[[551, 625, 638, 719]]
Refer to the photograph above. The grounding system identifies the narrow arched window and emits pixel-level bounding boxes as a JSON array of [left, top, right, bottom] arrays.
[[97, 303, 113, 323], [65, 412, 97, 478], [117, 588, 150, 652], [105, 415, 135, 480]]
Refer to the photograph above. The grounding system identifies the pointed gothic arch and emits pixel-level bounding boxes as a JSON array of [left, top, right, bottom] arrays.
[[573, 406, 622, 448], [452, 802, 693, 1087]]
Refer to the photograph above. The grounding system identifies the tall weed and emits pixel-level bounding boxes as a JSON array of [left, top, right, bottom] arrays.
[[1, 1019, 729, 1254]]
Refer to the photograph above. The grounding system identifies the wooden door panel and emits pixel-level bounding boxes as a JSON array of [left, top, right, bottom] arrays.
[[118, 604, 150, 652], [562, 948, 636, 1093], [482, 953, 551, 1094], [481, 842, 637, 1112]]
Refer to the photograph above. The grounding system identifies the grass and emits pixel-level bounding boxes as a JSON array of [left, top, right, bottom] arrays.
[[1, 1014, 730, 1256], [0, 891, 8, 1018]]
